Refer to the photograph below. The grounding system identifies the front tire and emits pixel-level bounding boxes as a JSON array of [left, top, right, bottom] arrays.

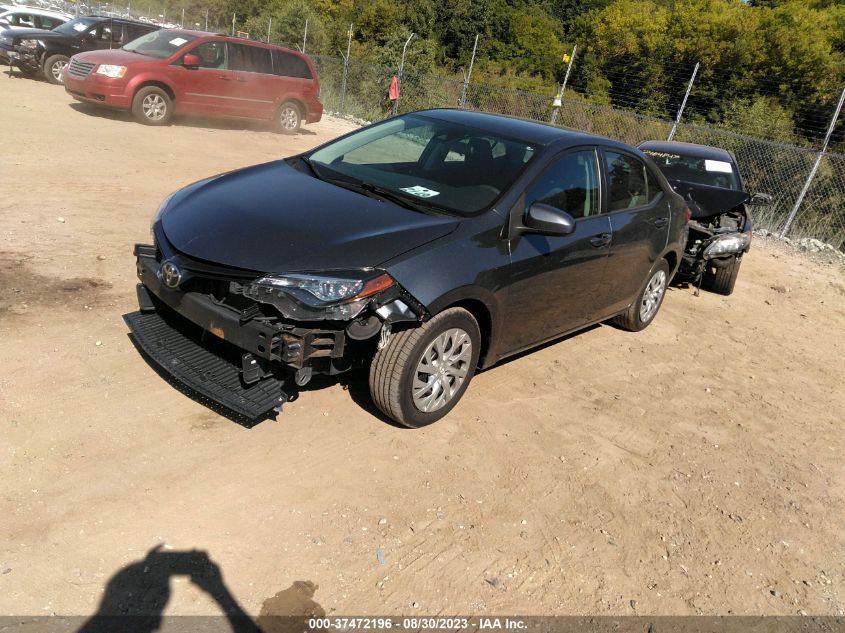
[[275, 101, 302, 134], [132, 86, 173, 126], [43, 54, 69, 85], [369, 308, 480, 428], [704, 255, 742, 296], [613, 259, 670, 332]]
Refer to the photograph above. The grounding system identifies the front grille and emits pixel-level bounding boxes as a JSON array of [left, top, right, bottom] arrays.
[[67, 58, 95, 79]]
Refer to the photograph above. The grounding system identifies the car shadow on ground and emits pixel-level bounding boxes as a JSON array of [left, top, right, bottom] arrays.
[[68, 102, 317, 134], [75, 545, 324, 633], [4, 67, 44, 81]]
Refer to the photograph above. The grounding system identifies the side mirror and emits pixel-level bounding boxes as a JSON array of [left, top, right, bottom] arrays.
[[750, 192, 773, 206], [523, 202, 576, 236], [182, 53, 200, 69]]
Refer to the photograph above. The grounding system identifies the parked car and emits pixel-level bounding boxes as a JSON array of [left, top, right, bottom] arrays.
[[62, 29, 323, 132], [0, 7, 70, 32], [639, 140, 772, 295], [0, 15, 158, 83], [125, 109, 687, 427]]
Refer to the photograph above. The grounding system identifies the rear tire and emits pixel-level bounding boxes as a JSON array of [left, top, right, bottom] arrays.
[[369, 308, 480, 428], [275, 101, 302, 134], [132, 86, 173, 126], [704, 255, 742, 296], [613, 259, 670, 332], [43, 54, 69, 85]]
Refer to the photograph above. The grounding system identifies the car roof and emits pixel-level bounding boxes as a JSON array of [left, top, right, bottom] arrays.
[[639, 140, 735, 162], [0, 7, 70, 17], [167, 29, 310, 55], [415, 108, 632, 149], [85, 14, 157, 25]]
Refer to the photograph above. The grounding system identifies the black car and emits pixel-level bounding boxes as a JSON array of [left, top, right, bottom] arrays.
[[126, 109, 688, 427], [0, 15, 158, 84], [639, 140, 772, 295]]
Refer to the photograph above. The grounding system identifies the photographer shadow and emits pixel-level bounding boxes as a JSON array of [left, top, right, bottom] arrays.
[[76, 545, 263, 633]]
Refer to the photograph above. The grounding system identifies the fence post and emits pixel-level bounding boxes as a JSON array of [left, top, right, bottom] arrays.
[[180, 8, 184, 28], [780, 85, 845, 238], [667, 62, 699, 141], [392, 32, 414, 116], [205, 9, 208, 32], [339, 24, 353, 115], [267, 17, 271, 43], [231, 13, 235, 36], [550, 45, 576, 125], [302, 19, 308, 54], [458, 34, 479, 109]]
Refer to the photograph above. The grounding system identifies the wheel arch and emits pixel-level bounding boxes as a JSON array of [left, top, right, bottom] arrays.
[[424, 287, 499, 370], [662, 247, 679, 278], [276, 97, 306, 119], [131, 79, 176, 104]]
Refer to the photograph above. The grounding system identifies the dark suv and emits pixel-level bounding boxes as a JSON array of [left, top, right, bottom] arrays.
[[0, 15, 158, 84], [126, 109, 688, 428]]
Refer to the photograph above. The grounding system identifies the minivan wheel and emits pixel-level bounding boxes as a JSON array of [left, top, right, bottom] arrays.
[[613, 259, 670, 332], [43, 54, 69, 85], [704, 254, 742, 296], [369, 307, 481, 428], [132, 86, 173, 126], [275, 101, 302, 134]]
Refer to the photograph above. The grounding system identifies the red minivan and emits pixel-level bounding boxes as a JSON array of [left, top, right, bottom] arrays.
[[63, 29, 323, 133]]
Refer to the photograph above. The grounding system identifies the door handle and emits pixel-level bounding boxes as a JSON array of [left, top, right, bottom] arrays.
[[590, 233, 611, 248], [652, 217, 669, 228]]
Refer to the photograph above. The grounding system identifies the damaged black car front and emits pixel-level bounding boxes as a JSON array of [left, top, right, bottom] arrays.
[[640, 140, 772, 296]]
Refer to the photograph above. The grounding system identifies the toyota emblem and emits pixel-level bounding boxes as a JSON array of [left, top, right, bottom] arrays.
[[158, 260, 183, 289]]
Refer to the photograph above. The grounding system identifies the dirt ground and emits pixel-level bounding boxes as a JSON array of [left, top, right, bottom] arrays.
[[1, 70, 844, 621]]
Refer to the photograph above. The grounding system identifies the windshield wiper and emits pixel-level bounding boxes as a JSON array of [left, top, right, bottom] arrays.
[[331, 179, 439, 213], [297, 155, 324, 180], [357, 182, 438, 213]]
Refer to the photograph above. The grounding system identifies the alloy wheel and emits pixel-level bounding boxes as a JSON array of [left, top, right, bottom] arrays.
[[142, 94, 166, 121], [279, 106, 299, 130], [51, 60, 67, 83], [639, 269, 667, 323], [412, 328, 473, 413]]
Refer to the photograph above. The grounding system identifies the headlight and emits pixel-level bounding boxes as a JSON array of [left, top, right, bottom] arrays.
[[95, 64, 127, 78], [703, 233, 749, 258], [244, 271, 395, 321], [18, 39, 41, 49]]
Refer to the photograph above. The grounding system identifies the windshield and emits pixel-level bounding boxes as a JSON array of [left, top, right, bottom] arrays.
[[53, 16, 97, 35], [123, 29, 198, 58], [642, 148, 740, 190], [307, 114, 538, 216]]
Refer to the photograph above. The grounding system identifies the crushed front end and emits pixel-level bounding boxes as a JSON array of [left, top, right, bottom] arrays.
[[125, 229, 426, 423]]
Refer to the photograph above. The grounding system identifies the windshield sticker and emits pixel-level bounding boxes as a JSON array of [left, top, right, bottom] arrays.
[[169, 37, 188, 46], [73, 22, 87, 31], [643, 150, 680, 159], [400, 185, 440, 198], [704, 159, 733, 173]]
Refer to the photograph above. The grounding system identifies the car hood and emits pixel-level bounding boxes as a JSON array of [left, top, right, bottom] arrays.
[[160, 160, 461, 273], [670, 180, 750, 220], [74, 48, 156, 65], [4, 27, 68, 41]]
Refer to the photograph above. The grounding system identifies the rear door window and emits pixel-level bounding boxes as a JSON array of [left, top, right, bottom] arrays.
[[36, 16, 64, 29], [229, 43, 273, 74], [603, 151, 650, 211], [272, 51, 312, 79], [13, 13, 36, 27]]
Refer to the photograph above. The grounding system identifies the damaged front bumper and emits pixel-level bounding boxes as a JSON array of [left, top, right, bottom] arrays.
[[126, 243, 425, 422]]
